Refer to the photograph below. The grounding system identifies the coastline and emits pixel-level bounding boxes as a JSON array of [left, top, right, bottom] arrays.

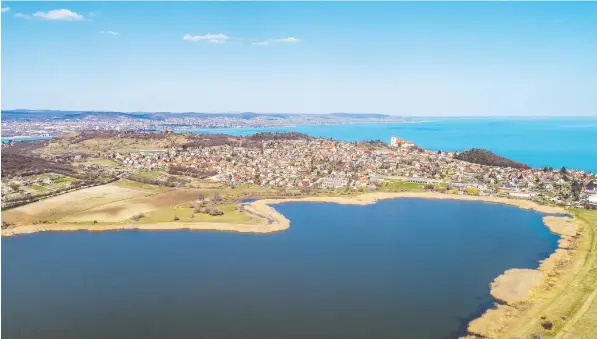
[[2, 191, 567, 238], [2, 191, 585, 338], [464, 213, 589, 339]]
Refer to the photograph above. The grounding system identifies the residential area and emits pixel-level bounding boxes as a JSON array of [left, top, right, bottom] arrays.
[[106, 134, 597, 207]]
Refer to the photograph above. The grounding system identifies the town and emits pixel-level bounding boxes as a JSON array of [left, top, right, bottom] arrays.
[[112, 134, 597, 206], [0, 110, 417, 138], [2, 132, 596, 210]]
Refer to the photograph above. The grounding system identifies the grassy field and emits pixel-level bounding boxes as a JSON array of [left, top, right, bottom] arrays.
[[138, 203, 260, 225], [2, 181, 154, 223], [132, 170, 167, 179], [2, 179, 274, 226], [73, 158, 121, 168], [114, 178, 165, 192], [37, 133, 191, 156], [25, 173, 75, 189], [554, 209, 597, 339], [379, 180, 424, 191], [60, 187, 209, 222]]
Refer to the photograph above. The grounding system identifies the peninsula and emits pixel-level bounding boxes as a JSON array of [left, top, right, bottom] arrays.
[[2, 131, 596, 339]]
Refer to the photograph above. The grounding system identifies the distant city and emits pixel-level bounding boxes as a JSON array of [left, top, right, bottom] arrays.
[[1, 110, 418, 138]]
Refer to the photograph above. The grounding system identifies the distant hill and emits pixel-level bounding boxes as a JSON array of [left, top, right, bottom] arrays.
[[1, 110, 394, 121], [329, 113, 390, 119], [455, 149, 531, 169], [1, 110, 158, 120]]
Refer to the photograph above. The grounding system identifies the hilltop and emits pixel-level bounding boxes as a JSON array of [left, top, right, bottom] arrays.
[[455, 148, 531, 169]]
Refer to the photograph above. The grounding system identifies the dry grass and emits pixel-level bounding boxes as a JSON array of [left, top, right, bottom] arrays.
[[138, 203, 260, 225], [1, 183, 152, 224], [466, 209, 597, 339], [554, 209, 597, 339], [36, 134, 190, 156], [72, 158, 121, 168], [60, 188, 210, 222]]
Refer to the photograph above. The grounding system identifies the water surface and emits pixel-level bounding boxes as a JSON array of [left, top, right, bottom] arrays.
[[2, 199, 559, 339]]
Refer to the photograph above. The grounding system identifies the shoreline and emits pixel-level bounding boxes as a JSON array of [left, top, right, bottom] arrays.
[[2, 191, 583, 338], [2, 192, 567, 238], [464, 214, 588, 339]]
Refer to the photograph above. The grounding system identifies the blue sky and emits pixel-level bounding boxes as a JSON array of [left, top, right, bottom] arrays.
[[1, 2, 596, 115]]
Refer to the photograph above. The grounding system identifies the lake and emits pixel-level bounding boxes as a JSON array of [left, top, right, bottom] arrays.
[[1, 199, 559, 339], [179, 117, 597, 173], [1, 136, 53, 143]]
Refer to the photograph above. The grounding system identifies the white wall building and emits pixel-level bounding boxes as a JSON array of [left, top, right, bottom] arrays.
[[509, 192, 537, 199], [390, 135, 399, 147]]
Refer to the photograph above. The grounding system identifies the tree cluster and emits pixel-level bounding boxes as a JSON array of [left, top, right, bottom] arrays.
[[167, 166, 217, 179], [455, 149, 531, 169], [194, 207, 224, 216]]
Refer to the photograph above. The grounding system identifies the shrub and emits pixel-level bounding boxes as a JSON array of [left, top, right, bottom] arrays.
[[131, 213, 144, 221], [208, 208, 224, 216], [1, 221, 15, 229], [541, 321, 553, 330], [173, 215, 180, 221]]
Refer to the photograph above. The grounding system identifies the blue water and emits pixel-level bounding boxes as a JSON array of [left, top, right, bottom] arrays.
[[179, 117, 597, 172], [1, 136, 53, 143], [2, 199, 559, 339]]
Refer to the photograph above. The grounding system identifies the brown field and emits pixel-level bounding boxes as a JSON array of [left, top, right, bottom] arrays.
[[1, 183, 154, 223], [2, 178, 284, 226], [61, 188, 209, 222]]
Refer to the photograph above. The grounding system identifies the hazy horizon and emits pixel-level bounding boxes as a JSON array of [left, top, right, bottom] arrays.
[[2, 2, 596, 116], [3, 109, 597, 118]]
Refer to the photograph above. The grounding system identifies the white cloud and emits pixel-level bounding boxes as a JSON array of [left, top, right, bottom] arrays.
[[14, 13, 30, 19], [31, 9, 84, 21], [100, 30, 120, 36], [252, 37, 300, 46], [1, 7, 10, 13], [183, 33, 229, 44]]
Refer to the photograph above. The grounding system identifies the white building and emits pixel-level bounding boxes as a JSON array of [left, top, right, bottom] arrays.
[[390, 135, 415, 148], [509, 192, 537, 199], [320, 176, 348, 189], [588, 194, 597, 204], [390, 135, 400, 147], [406, 177, 441, 185]]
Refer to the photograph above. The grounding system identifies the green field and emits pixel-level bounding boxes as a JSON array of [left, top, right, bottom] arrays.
[[10, 174, 79, 196], [137, 203, 260, 225], [379, 180, 424, 191], [113, 178, 165, 192], [73, 158, 121, 168]]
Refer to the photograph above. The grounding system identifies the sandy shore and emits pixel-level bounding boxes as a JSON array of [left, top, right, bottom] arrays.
[[0, 221, 287, 237], [2, 191, 566, 237], [254, 191, 567, 215], [465, 213, 583, 338]]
